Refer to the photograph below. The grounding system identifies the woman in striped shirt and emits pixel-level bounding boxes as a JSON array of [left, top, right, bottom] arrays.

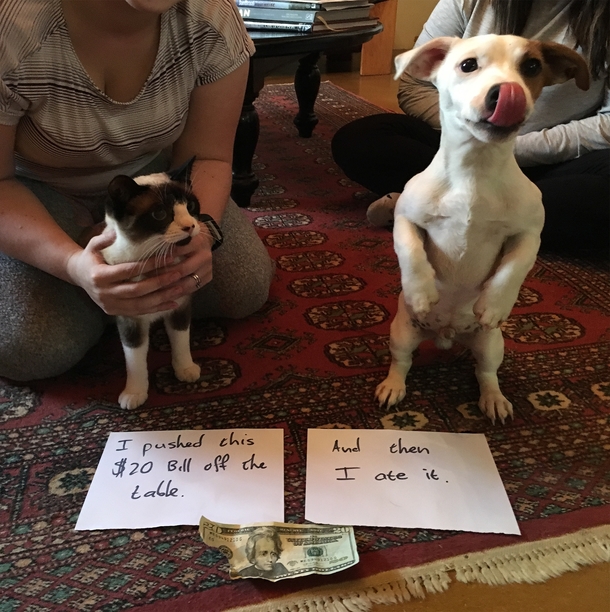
[[0, 0, 274, 380]]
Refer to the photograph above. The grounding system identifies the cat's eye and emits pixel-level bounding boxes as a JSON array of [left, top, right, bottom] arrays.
[[460, 58, 478, 73], [520, 57, 542, 78], [151, 209, 167, 221]]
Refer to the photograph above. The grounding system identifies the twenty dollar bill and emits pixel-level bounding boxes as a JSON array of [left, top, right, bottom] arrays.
[[199, 515, 359, 581]]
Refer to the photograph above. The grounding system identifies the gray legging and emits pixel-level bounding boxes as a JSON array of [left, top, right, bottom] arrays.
[[0, 174, 275, 381]]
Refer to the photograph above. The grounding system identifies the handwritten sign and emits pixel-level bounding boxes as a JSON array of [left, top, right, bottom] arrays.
[[75, 429, 284, 530], [305, 430, 519, 535]]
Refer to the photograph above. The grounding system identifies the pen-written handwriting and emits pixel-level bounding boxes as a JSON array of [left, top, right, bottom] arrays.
[[334, 437, 447, 483]]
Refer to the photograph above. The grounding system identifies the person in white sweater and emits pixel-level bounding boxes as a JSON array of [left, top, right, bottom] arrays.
[[332, 0, 609, 253]]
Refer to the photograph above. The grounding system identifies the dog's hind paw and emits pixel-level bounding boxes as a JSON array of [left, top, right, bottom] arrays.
[[174, 362, 201, 383], [118, 390, 148, 410], [375, 378, 406, 408], [478, 392, 513, 424]]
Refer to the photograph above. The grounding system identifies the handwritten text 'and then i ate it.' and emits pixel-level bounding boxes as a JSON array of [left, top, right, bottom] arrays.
[[331, 436, 447, 483]]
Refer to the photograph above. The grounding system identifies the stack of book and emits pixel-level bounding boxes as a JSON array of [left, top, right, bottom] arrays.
[[236, 0, 377, 33]]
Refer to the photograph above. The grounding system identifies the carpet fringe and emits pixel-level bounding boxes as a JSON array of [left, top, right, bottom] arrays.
[[227, 525, 610, 612], [452, 525, 610, 586]]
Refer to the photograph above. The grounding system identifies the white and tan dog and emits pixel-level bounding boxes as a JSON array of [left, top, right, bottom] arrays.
[[376, 35, 589, 423]]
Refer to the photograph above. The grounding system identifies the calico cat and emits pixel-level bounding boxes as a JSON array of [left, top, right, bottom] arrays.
[[101, 158, 205, 410]]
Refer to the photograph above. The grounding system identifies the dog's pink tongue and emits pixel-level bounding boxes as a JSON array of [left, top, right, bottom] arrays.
[[488, 82, 526, 127]]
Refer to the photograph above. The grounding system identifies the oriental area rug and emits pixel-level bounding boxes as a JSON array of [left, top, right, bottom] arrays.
[[1, 82, 609, 612]]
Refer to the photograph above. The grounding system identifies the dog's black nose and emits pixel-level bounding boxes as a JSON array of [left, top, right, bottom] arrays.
[[485, 84, 501, 113]]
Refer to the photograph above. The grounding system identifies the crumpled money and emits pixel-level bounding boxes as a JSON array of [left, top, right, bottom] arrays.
[[199, 515, 359, 581]]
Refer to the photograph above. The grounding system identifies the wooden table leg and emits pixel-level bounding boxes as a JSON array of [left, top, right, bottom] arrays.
[[293, 51, 320, 138], [232, 66, 263, 208]]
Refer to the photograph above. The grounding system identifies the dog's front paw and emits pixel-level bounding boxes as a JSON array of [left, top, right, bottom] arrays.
[[375, 375, 406, 408], [473, 295, 512, 329], [479, 391, 513, 424], [118, 390, 148, 410], [174, 362, 201, 383], [405, 281, 439, 319]]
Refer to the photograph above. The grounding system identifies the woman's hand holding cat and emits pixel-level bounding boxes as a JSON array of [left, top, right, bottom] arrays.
[[67, 231, 188, 317], [167, 230, 214, 293]]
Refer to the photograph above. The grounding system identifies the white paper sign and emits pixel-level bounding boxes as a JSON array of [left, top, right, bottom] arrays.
[[76, 429, 284, 530], [305, 430, 520, 535]]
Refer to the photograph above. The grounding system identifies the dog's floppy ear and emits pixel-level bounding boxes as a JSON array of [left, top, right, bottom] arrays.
[[538, 41, 590, 91], [394, 37, 458, 82]]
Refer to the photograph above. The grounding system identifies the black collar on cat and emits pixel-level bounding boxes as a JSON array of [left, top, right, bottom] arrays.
[[197, 213, 223, 251]]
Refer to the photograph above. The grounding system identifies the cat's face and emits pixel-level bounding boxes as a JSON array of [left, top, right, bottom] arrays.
[[106, 171, 200, 251]]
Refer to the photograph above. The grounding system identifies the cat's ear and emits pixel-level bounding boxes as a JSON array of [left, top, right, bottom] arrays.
[[168, 156, 196, 185], [107, 175, 146, 219]]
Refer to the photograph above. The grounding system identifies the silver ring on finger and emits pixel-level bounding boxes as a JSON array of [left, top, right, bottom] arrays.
[[190, 273, 202, 290]]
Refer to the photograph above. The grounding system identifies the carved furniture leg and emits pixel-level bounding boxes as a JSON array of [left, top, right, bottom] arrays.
[[232, 67, 262, 208], [293, 52, 320, 138]]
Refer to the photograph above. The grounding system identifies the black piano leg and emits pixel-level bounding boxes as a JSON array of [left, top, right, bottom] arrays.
[[293, 52, 320, 138], [232, 86, 260, 208]]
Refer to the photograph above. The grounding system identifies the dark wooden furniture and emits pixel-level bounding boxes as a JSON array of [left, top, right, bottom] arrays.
[[231, 23, 383, 207]]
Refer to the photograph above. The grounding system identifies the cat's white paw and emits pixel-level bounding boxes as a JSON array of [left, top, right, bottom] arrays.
[[118, 390, 148, 410], [175, 362, 201, 383]]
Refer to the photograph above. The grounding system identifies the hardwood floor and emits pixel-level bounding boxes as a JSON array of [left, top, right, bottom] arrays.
[[263, 56, 610, 612]]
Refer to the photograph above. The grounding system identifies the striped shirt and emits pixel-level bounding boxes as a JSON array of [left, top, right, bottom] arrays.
[[0, 0, 255, 194]]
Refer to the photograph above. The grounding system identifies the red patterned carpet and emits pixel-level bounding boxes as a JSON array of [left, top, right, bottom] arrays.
[[1, 83, 609, 612]]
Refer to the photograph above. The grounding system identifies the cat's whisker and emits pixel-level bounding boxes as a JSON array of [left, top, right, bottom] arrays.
[[156, 242, 174, 270], [134, 237, 168, 276]]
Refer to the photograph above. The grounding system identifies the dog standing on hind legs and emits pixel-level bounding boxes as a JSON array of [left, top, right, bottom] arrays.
[[375, 35, 589, 423]]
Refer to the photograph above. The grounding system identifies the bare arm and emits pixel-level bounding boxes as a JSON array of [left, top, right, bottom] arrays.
[[0, 123, 81, 282], [171, 60, 249, 223], [161, 61, 249, 289]]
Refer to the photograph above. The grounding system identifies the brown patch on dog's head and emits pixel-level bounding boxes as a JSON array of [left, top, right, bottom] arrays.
[[530, 40, 590, 91]]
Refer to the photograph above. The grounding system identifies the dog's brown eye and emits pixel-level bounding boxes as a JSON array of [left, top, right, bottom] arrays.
[[460, 58, 478, 73], [152, 209, 167, 221], [520, 57, 542, 78]]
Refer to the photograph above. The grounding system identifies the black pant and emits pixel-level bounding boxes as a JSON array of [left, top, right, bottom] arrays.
[[332, 113, 610, 253]]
